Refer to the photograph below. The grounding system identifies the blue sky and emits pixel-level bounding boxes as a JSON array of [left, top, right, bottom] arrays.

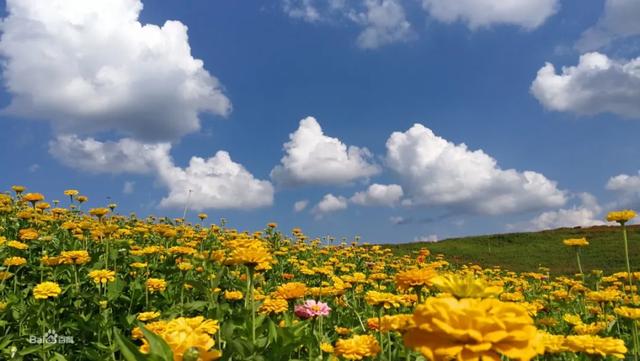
[[1, 0, 639, 243]]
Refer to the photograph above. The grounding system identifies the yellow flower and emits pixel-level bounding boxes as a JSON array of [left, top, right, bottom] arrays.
[[23, 193, 44, 204], [364, 291, 403, 309], [537, 332, 568, 354], [563, 238, 589, 247], [12, 185, 25, 194], [137, 311, 161, 321], [334, 334, 381, 360], [615, 306, 640, 320], [33, 281, 62, 300], [259, 297, 289, 315], [88, 269, 116, 285], [138, 316, 221, 361], [19, 228, 39, 240], [431, 273, 502, 299], [404, 297, 538, 361], [320, 342, 334, 353], [274, 282, 307, 300], [89, 208, 110, 218], [395, 267, 437, 290], [7, 241, 28, 250], [63, 189, 79, 197], [606, 210, 636, 224], [146, 278, 167, 293], [223, 290, 243, 301], [564, 335, 627, 359], [3, 257, 27, 267], [367, 314, 415, 332], [586, 289, 622, 303], [60, 250, 91, 265], [563, 314, 583, 326]]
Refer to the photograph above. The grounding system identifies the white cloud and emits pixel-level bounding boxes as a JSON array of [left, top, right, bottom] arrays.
[[49, 134, 170, 174], [281, 0, 412, 49], [385, 124, 566, 215], [351, 183, 403, 206], [271, 116, 380, 186], [28, 164, 40, 173], [413, 234, 439, 243], [283, 0, 322, 22], [352, 0, 412, 49], [531, 52, 640, 119], [49, 134, 142, 170], [312, 194, 348, 217], [521, 193, 605, 231], [606, 171, 640, 208], [50, 135, 273, 210], [421, 0, 558, 30], [123, 181, 135, 194], [577, 0, 640, 51], [293, 200, 309, 212], [156, 151, 274, 211], [0, 0, 231, 142]]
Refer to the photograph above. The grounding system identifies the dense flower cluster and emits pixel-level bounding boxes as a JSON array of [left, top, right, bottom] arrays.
[[0, 187, 637, 360]]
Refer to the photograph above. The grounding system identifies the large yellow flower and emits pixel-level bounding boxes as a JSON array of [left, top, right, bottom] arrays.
[[606, 210, 636, 224], [259, 297, 289, 315], [334, 334, 380, 360], [564, 335, 627, 359], [615, 306, 640, 320], [395, 267, 438, 290], [431, 273, 502, 299], [60, 250, 91, 265], [146, 278, 167, 293], [33, 281, 62, 300], [88, 269, 116, 285], [563, 238, 589, 247], [273, 282, 307, 300], [404, 297, 538, 361], [3, 257, 27, 267], [139, 316, 221, 361]]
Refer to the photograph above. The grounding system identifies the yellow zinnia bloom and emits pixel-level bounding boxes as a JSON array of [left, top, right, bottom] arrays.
[[88, 269, 116, 285], [334, 334, 380, 360], [563, 238, 589, 247], [431, 272, 502, 299], [564, 335, 627, 359], [606, 210, 636, 224], [404, 297, 538, 361], [33, 281, 62, 300]]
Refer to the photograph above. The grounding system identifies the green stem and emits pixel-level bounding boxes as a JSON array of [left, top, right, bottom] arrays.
[[575, 249, 584, 281], [248, 266, 256, 345], [623, 224, 634, 292]]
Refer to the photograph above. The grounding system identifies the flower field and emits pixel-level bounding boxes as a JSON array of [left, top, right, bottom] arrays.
[[1, 187, 640, 360]]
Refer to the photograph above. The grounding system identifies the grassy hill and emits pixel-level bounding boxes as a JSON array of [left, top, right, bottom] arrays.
[[384, 225, 640, 275]]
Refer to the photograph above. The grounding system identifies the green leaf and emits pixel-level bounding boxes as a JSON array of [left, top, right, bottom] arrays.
[[137, 322, 174, 360], [113, 328, 148, 361]]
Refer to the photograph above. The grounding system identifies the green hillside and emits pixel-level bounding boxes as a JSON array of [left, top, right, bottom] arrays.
[[385, 225, 640, 275]]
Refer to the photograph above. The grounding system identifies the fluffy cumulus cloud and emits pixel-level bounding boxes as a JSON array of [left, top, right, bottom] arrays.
[[50, 135, 273, 210], [523, 193, 605, 231], [281, 0, 412, 49], [293, 200, 309, 212], [312, 194, 348, 217], [577, 0, 640, 51], [606, 171, 640, 208], [385, 124, 566, 215], [421, 0, 558, 30], [413, 234, 439, 243], [271, 117, 380, 187], [156, 151, 274, 211], [351, 0, 412, 49], [0, 0, 231, 142], [49, 135, 171, 174], [531, 52, 640, 119], [351, 183, 404, 206]]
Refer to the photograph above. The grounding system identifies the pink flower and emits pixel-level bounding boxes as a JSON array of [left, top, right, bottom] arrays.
[[294, 299, 331, 319]]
